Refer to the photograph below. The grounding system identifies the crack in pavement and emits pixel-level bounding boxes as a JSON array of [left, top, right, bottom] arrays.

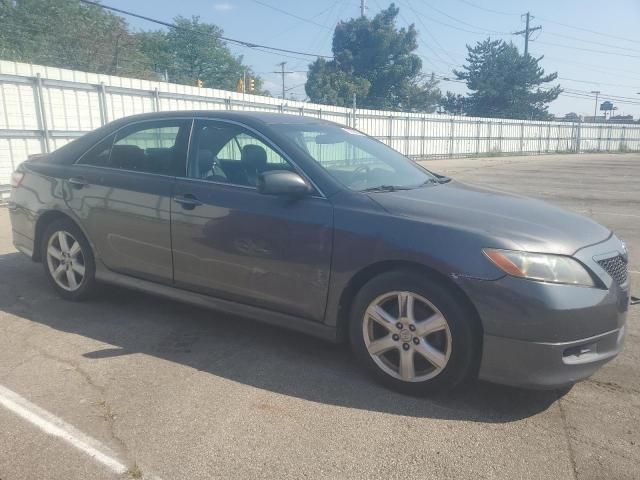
[[557, 391, 579, 480], [16, 339, 136, 472]]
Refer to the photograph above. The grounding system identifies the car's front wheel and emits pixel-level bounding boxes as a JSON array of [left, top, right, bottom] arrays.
[[41, 218, 96, 301], [349, 271, 479, 394]]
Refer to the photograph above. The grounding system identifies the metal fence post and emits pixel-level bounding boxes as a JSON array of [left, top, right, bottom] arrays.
[[607, 125, 613, 152], [546, 123, 551, 153], [498, 122, 503, 154], [449, 117, 455, 157], [575, 121, 582, 153], [475, 120, 481, 156], [33, 74, 50, 153], [153, 88, 161, 112], [98, 82, 109, 125], [420, 116, 426, 159], [388, 115, 393, 147], [519, 122, 525, 154], [486, 121, 492, 155], [621, 125, 626, 151], [597, 125, 602, 152], [405, 116, 410, 156]]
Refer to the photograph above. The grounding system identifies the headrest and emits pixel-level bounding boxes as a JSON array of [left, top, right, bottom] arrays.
[[241, 144, 267, 171], [197, 149, 214, 173]]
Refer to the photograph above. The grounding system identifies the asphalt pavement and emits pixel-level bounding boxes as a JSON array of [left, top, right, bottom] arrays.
[[0, 153, 638, 479]]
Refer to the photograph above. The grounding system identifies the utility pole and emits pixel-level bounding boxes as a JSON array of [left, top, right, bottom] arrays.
[[360, 0, 367, 17], [513, 12, 541, 56], [272, 62, 294, 100], [591, 91, 600, 122]]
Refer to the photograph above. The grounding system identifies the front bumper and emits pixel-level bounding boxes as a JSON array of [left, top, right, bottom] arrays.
[[480, 327, 625, 389], [456, 235, 630, 389]]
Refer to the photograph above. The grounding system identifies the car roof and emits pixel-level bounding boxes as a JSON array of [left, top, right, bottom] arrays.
[[106, 110, 339, 128]]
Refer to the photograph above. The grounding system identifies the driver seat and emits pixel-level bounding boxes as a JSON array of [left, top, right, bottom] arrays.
[[241, 144, 268, 186]]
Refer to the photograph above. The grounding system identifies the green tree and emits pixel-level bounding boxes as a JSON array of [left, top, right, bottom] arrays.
[[139, 16, 267, 93], [0, 0, 151, 77], [305, 3, 440, 111], [442, 39, 561, 120]]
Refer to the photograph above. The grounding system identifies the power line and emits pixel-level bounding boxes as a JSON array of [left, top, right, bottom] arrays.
[[534, 40, 640, 59], [79, 0, 332, 59], [544, 31, 640, 54], [418, 2, 508, 35], [453, 0, 518, 16], [248, 0, 331, 30], [536, 16, 640, 46], [397, 0, 461, 68]]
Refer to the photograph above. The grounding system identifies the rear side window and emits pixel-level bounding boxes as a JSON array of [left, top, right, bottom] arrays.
[[78, 120, 191, 176], [80, 134, 114, 167], [111, 121, 190, 175]]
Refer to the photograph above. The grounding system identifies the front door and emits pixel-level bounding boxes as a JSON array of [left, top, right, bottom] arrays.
[[170, 120, 333, 321], [66, 119, 191, 283]]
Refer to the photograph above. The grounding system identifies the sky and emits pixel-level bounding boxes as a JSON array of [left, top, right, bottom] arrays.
[[105, 0, 640, 118]]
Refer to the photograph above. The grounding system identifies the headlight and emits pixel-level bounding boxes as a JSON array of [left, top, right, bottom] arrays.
[[483, 249, 595, 287]]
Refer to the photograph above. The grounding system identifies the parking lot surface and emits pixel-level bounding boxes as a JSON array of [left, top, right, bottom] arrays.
[[0, 153, 638, 480]]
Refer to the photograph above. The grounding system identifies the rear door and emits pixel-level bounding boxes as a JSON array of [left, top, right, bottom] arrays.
[[66, 119, 191, 283], [170, 119, 333, 321]]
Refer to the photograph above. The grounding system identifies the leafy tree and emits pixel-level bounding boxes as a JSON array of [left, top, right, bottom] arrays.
[[306, 3, 441, 112], [305, 58, 370, 107], [0, 2, 266, 92], [0, 0, 151, 77], [442, 39, 561, 120], [138, 16, 267, 93]]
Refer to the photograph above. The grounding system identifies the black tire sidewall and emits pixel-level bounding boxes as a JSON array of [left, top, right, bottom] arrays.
[[349, 270, 479, 395], [41, 218, 96, 301]]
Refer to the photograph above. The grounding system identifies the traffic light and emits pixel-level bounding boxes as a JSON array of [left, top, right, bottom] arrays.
[[196, 79, 203, 88], [236, 78, 244, 93], [248, 77, 256, 93]]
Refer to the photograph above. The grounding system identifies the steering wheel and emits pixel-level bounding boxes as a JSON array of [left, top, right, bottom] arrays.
[[349, 164, 370, 184]]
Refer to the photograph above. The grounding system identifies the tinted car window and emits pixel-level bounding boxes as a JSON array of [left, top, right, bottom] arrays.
[[79, 134, 114, 167], [188, 120, 292, 187], [110, 121, 190, 175]]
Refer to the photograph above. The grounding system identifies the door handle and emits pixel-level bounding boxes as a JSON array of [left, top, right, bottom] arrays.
[[174, 194, 203, 209], [68, 177, 89, 189]]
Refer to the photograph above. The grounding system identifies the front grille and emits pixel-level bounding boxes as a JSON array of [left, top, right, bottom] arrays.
[[597, 255, 628, 286]]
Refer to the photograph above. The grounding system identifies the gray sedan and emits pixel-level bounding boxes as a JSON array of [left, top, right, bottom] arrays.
[[8, 111, 630, 394]]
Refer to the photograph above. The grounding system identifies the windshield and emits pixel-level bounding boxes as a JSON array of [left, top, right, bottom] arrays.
[[273, 124, 437, 192]]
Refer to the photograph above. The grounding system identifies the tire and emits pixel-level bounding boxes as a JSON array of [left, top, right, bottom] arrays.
[[349, 270, 479, 395], [41, 217, 96, 301]]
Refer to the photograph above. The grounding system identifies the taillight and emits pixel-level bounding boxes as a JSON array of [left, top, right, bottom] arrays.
[[10, 171, 25, 188]]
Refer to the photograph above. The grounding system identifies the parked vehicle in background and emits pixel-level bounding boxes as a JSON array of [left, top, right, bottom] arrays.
[[8, 112, 630, 393]]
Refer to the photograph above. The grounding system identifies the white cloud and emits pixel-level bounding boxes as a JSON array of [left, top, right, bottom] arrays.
[[212, 2, 234, 11]]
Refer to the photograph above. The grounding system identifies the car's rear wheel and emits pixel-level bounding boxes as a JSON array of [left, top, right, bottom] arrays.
[[349, 270, 479, 394], [41, 218, 96, 300]]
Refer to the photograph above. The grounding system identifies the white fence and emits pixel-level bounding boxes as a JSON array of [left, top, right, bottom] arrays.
[[1, 59, 639, 186]]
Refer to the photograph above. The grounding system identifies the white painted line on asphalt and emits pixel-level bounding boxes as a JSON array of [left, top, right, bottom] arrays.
[[0, 383, 128, 476]]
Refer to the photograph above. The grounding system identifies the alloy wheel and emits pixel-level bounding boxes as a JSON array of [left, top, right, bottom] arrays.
[[46, 230, 86, 292], [362, 291, 452, 382]]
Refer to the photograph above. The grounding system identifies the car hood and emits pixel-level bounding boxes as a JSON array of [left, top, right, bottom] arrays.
[[368, 181, 611, 255]]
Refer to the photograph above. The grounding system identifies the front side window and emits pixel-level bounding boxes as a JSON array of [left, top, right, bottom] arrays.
[[274, 124, 437, 191], [188, 121, 292, 187]]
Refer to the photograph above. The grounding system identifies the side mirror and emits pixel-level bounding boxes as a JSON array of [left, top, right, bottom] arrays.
[[257, 170, 313, 197]]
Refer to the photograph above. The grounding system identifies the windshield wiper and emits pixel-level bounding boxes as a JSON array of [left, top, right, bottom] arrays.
[[360, 184, 413, 192]]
